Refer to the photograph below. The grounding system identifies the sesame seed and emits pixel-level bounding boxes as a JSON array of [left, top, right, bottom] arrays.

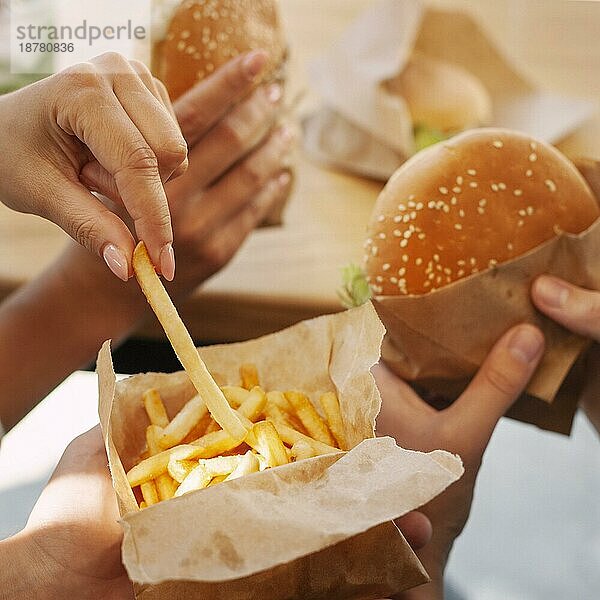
[[526, 206, 535, 215], [451, 196, 458, 205], [428, 201, 436, 209], [390, 277, 398, 284], [518, 219, 524, 227], [408, 201, 416, 208], [181, 30, 191, 39], [507, 242, 514, 251], [418, 233, 426, 240], [479, 199, 487, 207], [415, 258, 423, 265], [400, 239, 408, 248], [529, 152, 538, 162], [428, 272, 435, 280], [467, 169, 477, 176], [545, 179, 557, 192], [408, 194, 416, 201], [378, 232, 386, 239], [442, 205, 450, 214], [436, 276, 443, 284], [469, 182, 478, 188], [443, 267, 452, 275], [403, 230, 412, 239], [489, 259, 498, 267], [456, 176, 464, 185], [177, 40, 186, 51], [433, 254, 440, 262], [493, 140, 504, 148], [382, 263, 390, 271], [377, 215, 385, 222], [498, 182, 507, 190], [525, 169, 533, 177], [393, 215, 402, 223], [454, 223, 463, 230], [518, 209, 526, 217], [477, 207, 485, 215], [402, 255, 409, 263], [470, 258, 477, 266], [530, 141, 537, 150], [410, 211, 417, 219], [375, 276, 383, 283], [398, 267, 406, 276], [453, 186, 462, 194], [491, 183, 499, 192], [459, 209, 465, 218], [371, 246, 378, 256], [398, 204, 406, 211], [416, 202, 424, 210], [439, 186, 448, 195], [457, 269, 465, 277], [457, 259, 466, 266], [513, 189, 523, 196], [402, 214, 411, 223], [393, 229, 402, 237], [436, 264, 442, 272]]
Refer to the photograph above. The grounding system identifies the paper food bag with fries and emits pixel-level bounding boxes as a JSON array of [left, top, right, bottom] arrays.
[[97, 244, 463, 599]]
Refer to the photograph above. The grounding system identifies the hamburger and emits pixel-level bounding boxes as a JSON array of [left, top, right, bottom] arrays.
[[364, 128, 599, 296], [151, 0, 287, 101], [384, 52, 492, 151]]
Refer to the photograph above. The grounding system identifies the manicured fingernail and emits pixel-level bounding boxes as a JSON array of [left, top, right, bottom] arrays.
[[102, 244, 129, 282], [242, 50, 268, 79], [266, 83, 282, 104], [508, 326, 544, 364], [160, 243, 175, 281], [535, 276, 569, 308], [278, 171, 291, 187]]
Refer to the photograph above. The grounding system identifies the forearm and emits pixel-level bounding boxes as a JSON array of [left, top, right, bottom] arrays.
[[0, 242, 146, 430]]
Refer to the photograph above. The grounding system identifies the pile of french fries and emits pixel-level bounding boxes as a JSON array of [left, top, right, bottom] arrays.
[[128, 364, 347, 508], [129, 242, 347, 508]]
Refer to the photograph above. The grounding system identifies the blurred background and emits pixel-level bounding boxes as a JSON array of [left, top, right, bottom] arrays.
[[0, 1, 599, 599]]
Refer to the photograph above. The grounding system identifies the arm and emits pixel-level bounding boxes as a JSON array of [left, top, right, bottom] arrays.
[[531, 275, 600, 435]]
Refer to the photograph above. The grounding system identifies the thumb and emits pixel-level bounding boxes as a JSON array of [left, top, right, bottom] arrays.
[[532, 275, 600, 342], [46, 178, 136, 281], [446, 324, 545, 454]]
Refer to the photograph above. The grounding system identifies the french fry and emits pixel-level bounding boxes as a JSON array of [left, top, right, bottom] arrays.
[[265, 390, 291, 411], [284, 391, 336, 446], [203, 419, 221, 435], [252, 421, 289, 467], [269, 420, 341, 457], [127, 444, 203, 488], [238, 386, 267, 422], [140, 480, 159, 506], [201, 455, 243, 476], [146, 425, 178, 501], [181, 412, 213, 444], [224, 451, 260, 481], [190, 429, 245, 458], [139, 501, 148, 509], [240, 363, 259, 390], [143, 388, 169, 428], [319, 392, 347, 450], [221, 385, 250, 408], [133, 242, 248, 441], [265, 391, 306, 433], [291, 439, 316, 461], [168, 458, 198, 484], [159, 394, 208, 449], [174, 464, 212, 497], [208, 475, 228, 487]]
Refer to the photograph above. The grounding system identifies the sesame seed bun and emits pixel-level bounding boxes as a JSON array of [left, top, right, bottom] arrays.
[[152, 0, 286, 101], [364, 128, 599, 296], [385, 52, 492, 132]]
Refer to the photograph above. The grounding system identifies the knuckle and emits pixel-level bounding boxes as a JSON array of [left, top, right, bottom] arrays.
[[483, 364, 520, 398], [122, 145, 159, 174], [239, 158, 264, 189], [58, 63, 103, 91], [72, 215, 102, 252], [129, 59, 151, 77], [220, 119, 247, 153], [94, 51, 127, 67]]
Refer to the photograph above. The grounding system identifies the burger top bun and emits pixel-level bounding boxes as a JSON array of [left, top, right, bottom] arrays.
[[364, 128, 599, 296], [153, 0, 286, 101], [385, 52, 492, 132]]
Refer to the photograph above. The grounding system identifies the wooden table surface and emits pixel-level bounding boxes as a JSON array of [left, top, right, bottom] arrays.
[[1, 0, 599, 342]]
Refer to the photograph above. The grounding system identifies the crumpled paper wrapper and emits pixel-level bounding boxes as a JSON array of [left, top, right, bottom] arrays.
[[303, 0, 596, 180], [97, 303, 463, 599], [375, 162, 600, 435]]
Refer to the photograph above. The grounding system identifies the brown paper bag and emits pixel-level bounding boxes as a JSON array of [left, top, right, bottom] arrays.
[[304, 2, 595, 180], [376, 162, 600, 435], [97, 303, 463, 599]]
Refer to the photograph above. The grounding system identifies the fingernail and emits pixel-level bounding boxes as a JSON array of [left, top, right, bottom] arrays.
[[508, 326, 544, 364], [160, 243, 176, 281], [102, 244, 129, 282], [266, 83, 282, 104], [278, 171, 291, 187], [535, 276, 569, 308], [242, 50, 267, 80]]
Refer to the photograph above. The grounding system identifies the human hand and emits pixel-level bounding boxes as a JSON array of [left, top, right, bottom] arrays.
[[0, 426, 133, 599], [532, 275, 600, 434], [375, 324, 545, 599], [0, 52, 188, 281]]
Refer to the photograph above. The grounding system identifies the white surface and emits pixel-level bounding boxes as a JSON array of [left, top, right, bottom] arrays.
[[0, 371, 599, 599]]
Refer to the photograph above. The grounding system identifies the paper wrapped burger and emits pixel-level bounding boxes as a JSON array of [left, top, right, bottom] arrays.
[[352, 128, 600, 434]]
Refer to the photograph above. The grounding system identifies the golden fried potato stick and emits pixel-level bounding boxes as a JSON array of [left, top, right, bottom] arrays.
[[140, 480, 159, 506], [201, 455, 243, 476], [221, 386, 250, 408], [133, 242, 248, 441], [159, 394, 208, 449], [146, 425, 178, 501], [269, 420, 341, 456], [265, 390, 291, 411], [284, 391, 336, 446], [174, 464, 212, 497], [203, 419, 221, 435], [252, 421, 289, 467], [127, 444, 203, 488], [143, 389, 169, 428], [290, 439, 316, 461], [208, 475, 228, 487], [167, 458, 197, 484], [224, 451, 260, 481], [319, 392, 347, 451], [190, 429, 245, 458], [240, 363, 259, 390], [139, 501, 148, 509], [240, 387, 267, 422]]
